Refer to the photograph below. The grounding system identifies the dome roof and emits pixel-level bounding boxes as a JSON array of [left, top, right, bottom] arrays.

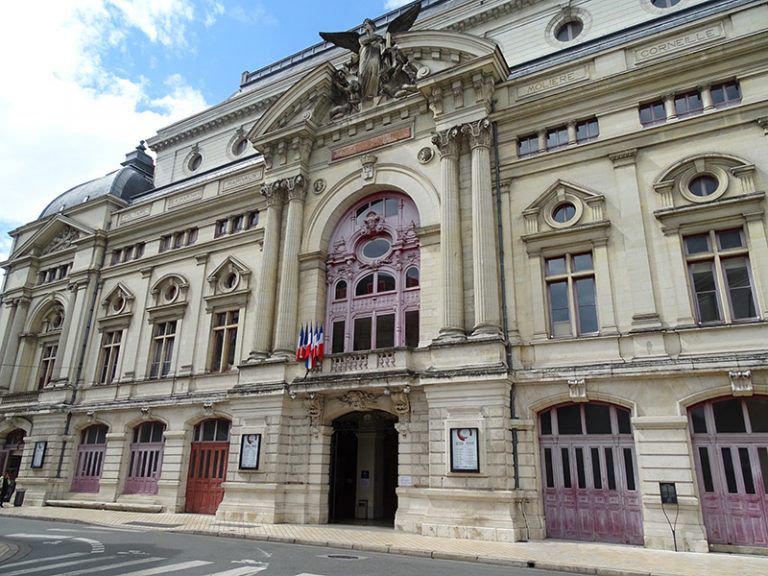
[[39, 143, 155, 219]]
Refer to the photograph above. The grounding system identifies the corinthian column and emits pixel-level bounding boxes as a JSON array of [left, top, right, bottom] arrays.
[[273, 175, 307, 356], [462, 118, 501, 336], [432, 126, 465, 339], [248, 181, 285, 360]]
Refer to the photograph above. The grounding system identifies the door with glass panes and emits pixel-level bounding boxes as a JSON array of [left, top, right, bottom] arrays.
[[690, 397, 768, 547], [185, 418, 230, 514], [539, 403, 643, 544]]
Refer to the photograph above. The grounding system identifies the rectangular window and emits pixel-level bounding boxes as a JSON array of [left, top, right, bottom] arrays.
[[214, 220, 228, 237], [545, 252, 598, 337], [684, 228, 757, 324], [546, 125, 568, 150], [230, 215, 243, 233], [404, 310, 419, 348], [674, 90, 703, 118], [517, 133, 539, 157], [38, 343, 58, 389], [639, 100, 665, 126], [246, 211, 259, 229], [186, 228, 198, 245], [575, 118, 598, 142], [353, 317, 372, 351], [375, 313, 395, 348], [331, 320, 345, 354], [209, 310, 239, 372], [149, 321, 176, 379], [110, 250, 121, 265], [711, 81, 741, 108], [97, 330, 122, 385], [159, 235, 170, 252]]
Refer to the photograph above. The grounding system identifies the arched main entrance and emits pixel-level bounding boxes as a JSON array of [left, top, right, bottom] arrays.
[[329, 410, 398, 525], [690, 396, 768, 547], [185, 418, 230, 514], [539, 402, 643, 544], [0, 429, 25, 476]]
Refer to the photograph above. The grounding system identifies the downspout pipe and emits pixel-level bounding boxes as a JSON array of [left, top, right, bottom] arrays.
[[490, 100, 520, 490], [56, 232, 106, 478]]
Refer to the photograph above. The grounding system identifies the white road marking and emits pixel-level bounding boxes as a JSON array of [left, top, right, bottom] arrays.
[[1, 555, 117, 576], [108, 559, 212, 576], [256, 547, 272, 558], [0, 552, 87, 568], [6, 533, 104, 553], [201, 566, 269, 576], [294, 573, 327, 576], [54, 556, 165, 576]]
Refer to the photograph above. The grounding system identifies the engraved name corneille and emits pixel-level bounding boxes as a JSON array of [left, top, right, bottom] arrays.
[[320, 2, 420, 119]]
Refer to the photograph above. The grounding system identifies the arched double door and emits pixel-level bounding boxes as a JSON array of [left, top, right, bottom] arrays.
[[690, 396, 768, 547], [185, 418, 230, 514], [539, 402, 643, 544]]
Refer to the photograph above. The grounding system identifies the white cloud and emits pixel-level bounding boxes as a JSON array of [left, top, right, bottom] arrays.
[[384, 0, 414, 9], [0, 0, 209, 233]]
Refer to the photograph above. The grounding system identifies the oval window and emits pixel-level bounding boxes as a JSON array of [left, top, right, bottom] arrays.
[[188, 153, 202, 171], [553, 202, 576, 223], [688, 174, 718, 197], [362, 238, 391, 259], [555, 20, 583, 42]]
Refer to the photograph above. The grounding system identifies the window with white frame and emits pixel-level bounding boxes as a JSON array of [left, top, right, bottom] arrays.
[[684, 228, 757, 324], [97, 330, 122, 384], [38, 343, 58, 389], [149, 321, 176, 378], [545, 252, 598, 337], [209, 310, 239, 372]]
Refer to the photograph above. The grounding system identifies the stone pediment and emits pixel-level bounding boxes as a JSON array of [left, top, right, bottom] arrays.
[[13, 215, 92, 260], [248, 29, 509, 152], [522, 180, 608, 237]]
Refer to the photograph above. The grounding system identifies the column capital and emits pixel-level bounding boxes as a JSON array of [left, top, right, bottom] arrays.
[[285, 174, 307, 202], [431, 126, 461, 159], [462, 118, 492, 150], [261, 180, 284, 207]]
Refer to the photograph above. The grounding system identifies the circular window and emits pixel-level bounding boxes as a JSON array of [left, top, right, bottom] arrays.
[[555, 19, 583, 42], [688, 174, 719, 197], [650, 0, 680, 8], [233, 138, 248, 156], [553, 202, 576, 223], [221, 272, 239, 292], [362, 237, 391, 260], [188, 152, 202, 171]]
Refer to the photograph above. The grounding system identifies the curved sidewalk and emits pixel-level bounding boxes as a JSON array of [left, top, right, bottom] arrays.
[[1, 505, 766, 576]]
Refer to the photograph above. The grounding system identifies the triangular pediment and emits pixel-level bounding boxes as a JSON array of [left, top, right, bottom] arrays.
[[523, 180, 607, 235], [13, 215, 93, 260]]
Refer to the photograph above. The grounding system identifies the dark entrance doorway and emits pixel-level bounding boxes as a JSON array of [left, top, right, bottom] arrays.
[[329, 410, 398, 525]]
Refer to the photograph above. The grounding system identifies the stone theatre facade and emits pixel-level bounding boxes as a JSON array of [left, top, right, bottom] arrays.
[[1, 0, 768, 553]]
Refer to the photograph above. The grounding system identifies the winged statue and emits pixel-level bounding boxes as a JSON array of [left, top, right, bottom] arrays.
[[320, 2, 421, 112]]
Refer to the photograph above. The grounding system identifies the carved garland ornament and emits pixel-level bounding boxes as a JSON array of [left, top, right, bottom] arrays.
[[42, 226, 80, 255]]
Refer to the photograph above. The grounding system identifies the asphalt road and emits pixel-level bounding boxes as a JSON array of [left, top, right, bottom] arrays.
[[0, 517, 584, 576]]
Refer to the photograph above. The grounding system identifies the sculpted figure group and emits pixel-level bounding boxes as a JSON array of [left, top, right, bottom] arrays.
[[321, 3, 421, 119]]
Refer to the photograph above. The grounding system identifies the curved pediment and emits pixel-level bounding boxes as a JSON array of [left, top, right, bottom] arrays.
[[248, 29, 509, 147]]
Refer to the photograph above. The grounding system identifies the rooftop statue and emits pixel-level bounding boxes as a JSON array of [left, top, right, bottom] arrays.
[[321, 2, 421, 118]]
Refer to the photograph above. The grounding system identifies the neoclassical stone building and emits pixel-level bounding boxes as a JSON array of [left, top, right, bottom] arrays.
[[1, 0, 767, 553]]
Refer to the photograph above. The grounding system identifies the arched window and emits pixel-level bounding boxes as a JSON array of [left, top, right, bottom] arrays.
[[326, 192, 420, 354]]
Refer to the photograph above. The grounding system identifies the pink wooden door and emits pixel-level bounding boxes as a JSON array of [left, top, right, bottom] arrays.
[[71, 444, 106, 492], [690, 397, 768, 547], [185, 441, 229, 513], [124, 443, 163, 494], [540, 403, 643, 545]]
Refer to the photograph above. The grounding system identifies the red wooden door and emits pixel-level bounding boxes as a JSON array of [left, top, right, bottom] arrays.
[[690, 397, 768, 547], [185, 441, 228, 513], [540, 403, 643, 545]]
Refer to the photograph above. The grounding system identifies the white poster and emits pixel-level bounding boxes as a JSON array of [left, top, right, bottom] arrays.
[[450, 427, 479, 472], [239, 433, 261, 470]]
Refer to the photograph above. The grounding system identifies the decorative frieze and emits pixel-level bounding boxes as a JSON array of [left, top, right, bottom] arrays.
[[42, 226, 80, 255], [339, 390, 379, 410]]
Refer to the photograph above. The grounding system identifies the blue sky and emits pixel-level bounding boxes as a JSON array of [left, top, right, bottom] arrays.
[[0, 0, 412, 263]]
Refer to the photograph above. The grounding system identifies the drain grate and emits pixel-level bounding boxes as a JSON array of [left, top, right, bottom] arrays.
[[125, 521, 184, 528], [325, 554, 362, 560]]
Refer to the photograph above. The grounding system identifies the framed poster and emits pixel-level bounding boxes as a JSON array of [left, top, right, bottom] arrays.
[[31, 441, 47, 469], [239, 433, 261, 470], [450, 427, 479, 473]]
